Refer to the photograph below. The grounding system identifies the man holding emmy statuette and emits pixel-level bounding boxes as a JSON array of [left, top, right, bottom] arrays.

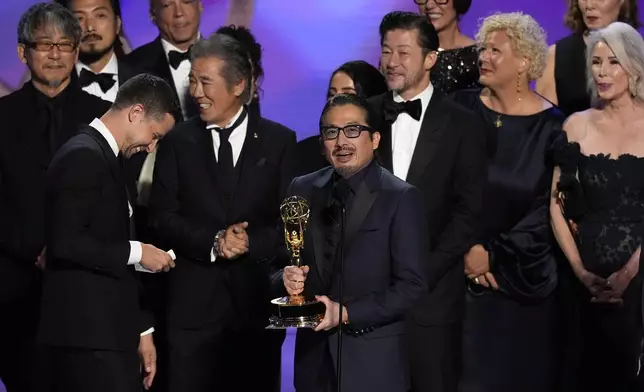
[[277, 94, 429, 392], [148, 33, 296, 392]]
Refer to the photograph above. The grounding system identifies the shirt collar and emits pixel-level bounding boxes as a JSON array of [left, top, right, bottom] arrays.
[[393, 82, 434, 110], [89, 118, 119, 157], [205, 106, 245, 130], [335, 159, 375, 193], [161, 33, 201, 56], [75, 52, 119, 76]]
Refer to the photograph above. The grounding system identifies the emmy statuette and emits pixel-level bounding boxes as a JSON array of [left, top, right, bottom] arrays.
[[266, 196, 325, 329]]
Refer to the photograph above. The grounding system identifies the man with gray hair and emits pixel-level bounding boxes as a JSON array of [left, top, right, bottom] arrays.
[[0, 3, 110, 391], [149, 32, 296, 392]]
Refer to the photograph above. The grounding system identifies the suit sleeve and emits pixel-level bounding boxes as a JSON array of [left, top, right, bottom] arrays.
[[426, 114, 487, 290], [247, 131, 298, 261], [0, 157, 27, 262], [345, 187, 429, 328], [48, 149, 130, 274], [268, 176, 299, 299], [148, 135, 217, 261]]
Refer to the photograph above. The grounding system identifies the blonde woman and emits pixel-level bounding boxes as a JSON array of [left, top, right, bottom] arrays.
[[450, 12, 565, 392], [551, 21, 644, 391]]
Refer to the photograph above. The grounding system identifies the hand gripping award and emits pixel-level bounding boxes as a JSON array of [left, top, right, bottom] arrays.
[[267, 196, 325, 328]]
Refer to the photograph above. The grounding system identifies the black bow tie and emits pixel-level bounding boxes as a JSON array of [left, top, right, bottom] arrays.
[[78, 68, 116, 93], [168, 49, 191, 70], [383, 98, 422, 123]]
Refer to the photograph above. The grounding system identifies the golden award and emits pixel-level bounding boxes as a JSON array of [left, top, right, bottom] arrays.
[[267, 196, 325, 329]]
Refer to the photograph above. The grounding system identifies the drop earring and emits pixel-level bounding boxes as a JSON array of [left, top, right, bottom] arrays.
[[516, 74, 522, 101]]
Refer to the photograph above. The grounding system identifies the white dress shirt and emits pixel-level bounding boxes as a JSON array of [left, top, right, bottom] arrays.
[[391, 83, 434, 181], [206, 106, 248, 261], [161, 38, 193, 119], [76, 53, 119, 102], [89, 118, 153, 336]]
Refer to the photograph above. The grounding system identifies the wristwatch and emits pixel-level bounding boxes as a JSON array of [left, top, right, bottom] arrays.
[[214, 230, 225, 255]]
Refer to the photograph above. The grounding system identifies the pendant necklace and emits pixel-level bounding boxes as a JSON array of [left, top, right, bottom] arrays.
[[494, 114, 502, 128]]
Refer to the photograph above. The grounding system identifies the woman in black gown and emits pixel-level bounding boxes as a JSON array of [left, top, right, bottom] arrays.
[[536, 0, 639, 116], [551, 22, 644, 392], [295, 60, 387, 176], [451, 13, 565, 392], [414, 0, 478, 95]]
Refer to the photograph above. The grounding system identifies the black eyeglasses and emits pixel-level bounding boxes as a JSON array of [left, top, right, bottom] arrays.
[[23, 41, 76, 53], [414, 0, 449, 5], [320, 125, 371, 140]]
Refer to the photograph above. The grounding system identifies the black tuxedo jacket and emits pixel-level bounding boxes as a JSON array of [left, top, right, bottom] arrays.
[[38, 126, 151, 351], [0, 82, 110, 303], [369, 92, 487, 325], [148, 112, 297, 329], [127, 37, 196, 122], [283, 164, 428, 392]]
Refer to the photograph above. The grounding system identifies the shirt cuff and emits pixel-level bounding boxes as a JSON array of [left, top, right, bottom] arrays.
[[140, 327, 154, 336], [210, 247, 217, 263], [128, 241, 142, 265]]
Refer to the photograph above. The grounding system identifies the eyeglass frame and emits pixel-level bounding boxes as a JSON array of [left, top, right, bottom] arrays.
[[413, 0, 449, 5], [22, 41, 77, 53], [320, 124, 373, 141]]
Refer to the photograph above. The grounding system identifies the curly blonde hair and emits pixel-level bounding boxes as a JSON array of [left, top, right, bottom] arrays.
[[475, 12, 548, 81]]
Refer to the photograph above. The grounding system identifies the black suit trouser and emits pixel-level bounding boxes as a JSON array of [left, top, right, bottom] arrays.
[[39, 346, 140, 392], [406, 320, 462, 392], [0, 289, 40, 392], [166, 322, 284, 392]]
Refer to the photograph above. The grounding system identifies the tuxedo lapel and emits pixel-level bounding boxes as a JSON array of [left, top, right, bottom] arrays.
[[228, 111, 262, 217], [194, 120, 225, 213], [405, 93, 447, 186], [308, 168, 333, 283], [117, 59, 138, 86], [375, 95, 394, 172], [150, 38, 179, 101], [344, 166, 381, 252], [82, 126, 122, 182]]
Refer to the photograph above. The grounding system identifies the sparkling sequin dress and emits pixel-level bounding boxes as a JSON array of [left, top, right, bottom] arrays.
[[431, 45, 480, 96]]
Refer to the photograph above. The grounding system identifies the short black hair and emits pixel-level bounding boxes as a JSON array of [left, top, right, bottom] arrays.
[[453, 0, 472, 16], [191, 33, 253, 104], [216, 25, 263, 84], [319, 93, 379, 132], [112, 73, 180, 121], [55, 0, 122, 18], [379, 11, 439, 53], [330, 60, 388, 100]]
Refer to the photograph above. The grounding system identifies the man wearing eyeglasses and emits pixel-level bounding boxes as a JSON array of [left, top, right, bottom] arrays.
[[279, 93, 429, 392], [0, 3, 110, 391]]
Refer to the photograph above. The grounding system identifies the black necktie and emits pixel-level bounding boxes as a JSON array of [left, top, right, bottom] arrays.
[[383, 98, 422, 123], [78, 68, 116, 93], [168, 50, 190, 70], [212, 109, 248, 203]]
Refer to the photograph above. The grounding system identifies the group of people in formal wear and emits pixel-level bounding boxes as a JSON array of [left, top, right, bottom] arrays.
[[0, 0, 643, 392]]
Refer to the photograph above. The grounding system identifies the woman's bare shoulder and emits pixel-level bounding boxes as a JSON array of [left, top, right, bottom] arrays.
[[562, 109, 597, 141]]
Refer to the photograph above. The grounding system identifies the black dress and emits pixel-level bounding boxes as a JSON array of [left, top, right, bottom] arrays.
[[554, 141, 643, 392], [431, 45, 479, 96], [451, 89, 565, 392], [554, 34, 590, 117]]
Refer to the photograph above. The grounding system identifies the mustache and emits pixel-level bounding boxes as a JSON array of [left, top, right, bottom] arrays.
[[333, 146, 355, 155], [82, 34, 102, 42]]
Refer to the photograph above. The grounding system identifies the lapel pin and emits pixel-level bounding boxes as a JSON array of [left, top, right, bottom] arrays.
[[253, 133, 258, 139]]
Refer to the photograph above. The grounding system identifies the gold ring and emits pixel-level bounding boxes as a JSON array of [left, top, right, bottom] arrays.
[[474, 277, 480, 284]]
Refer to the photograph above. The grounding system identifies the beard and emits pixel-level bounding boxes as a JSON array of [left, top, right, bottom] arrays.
[[79, 38, 116, 65]]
